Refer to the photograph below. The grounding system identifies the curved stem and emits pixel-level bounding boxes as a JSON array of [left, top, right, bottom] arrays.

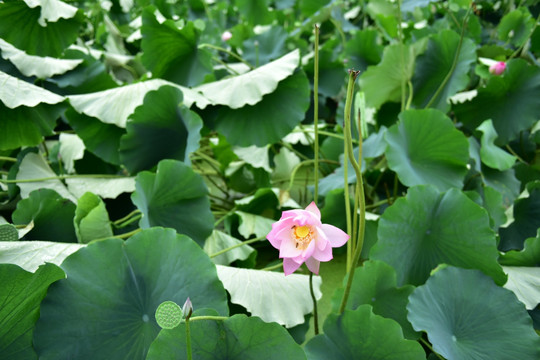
[[397, 0, 407, 111], [261, 263, 283, 271], [0, 174, 125, 183], [419, 337, 445, 360], [188, 315, 228, 322], [0, 156, 17, 162], [198, 43, 254, 69], [424, 6, 471, 109]]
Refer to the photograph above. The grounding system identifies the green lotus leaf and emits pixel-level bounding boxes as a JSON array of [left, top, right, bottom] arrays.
[[235, 211, 274, 239], [477, 119, 516, 171], [358, 43, 415, 109], [193, 50, 299, 109], [242, 25, 288, 66], [33, 227, 228, 360], [131, 160, 213, 246], [0, 39, 82, 79], [371, 185, 506, 286], [499, 229, 540, 267], [498, 8, 535, 47], [203, 230, 256, 266], [304, 305, 425, 360], [213, 70, 310, 146], [57, 133, 85, 174], [344, 29, 383, 71], [216, 265, 321, 327], [0, 70, 64, 108], [499, 185, 540, 251], [454, 59, 540, 144], [141, 8, 212, 86], [332, 260, 419, 339], [65, 177, 135, 200], [412, 29, 476, 111], [64, 108, 125, 165], [146, 314, 305, 360], [0, 263, 65, 360], [235, 0, 273, 25], [502, 266, 540, 310], [74, 192, 113, 244], [407, 266, 540, 360], [0, 0, 83, 57], [385, 109, 469, 191], [0, 241, 84, 272], [12, 189, 77, 243], [120, 85, 203, 173]]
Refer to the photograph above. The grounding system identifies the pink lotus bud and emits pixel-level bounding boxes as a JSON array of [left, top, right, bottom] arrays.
[[182, 297, 193, 320], [266, 202, 349, 275], [489, 61, 506, 75], [221, 31, 232, 42]]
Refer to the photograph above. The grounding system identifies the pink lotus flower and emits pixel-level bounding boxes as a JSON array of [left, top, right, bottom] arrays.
[[267, 202, 349, 275], [489, 61, 506, 75], [221, 30, 232, 42]]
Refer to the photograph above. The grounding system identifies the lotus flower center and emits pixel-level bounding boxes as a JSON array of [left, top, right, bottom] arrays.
[[293, 225, 314, 250]]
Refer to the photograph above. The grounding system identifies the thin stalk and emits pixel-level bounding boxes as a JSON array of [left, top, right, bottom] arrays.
[[510, 11, 540, 59], [185, 318, 192, 360], [114, 215, 142, 229], [214, 207, 236, 228], [0, 174, 125, 184], [313, 24, 320, 201], [91, 228, 141, 242], [419, 337, 445, 360], [397, 0, 407, 111], [425, 6, 471, 109], [210, 236, 265, 258], [188, 316, 228, 322], [343, 148, 353, 271], [198, 43, 254, 69], [288, 160, 316, 191], [262, 263, 283, 271], [309, 272, 319, 335], [112, 210, 141, 226], [0, 156, 17, 162]]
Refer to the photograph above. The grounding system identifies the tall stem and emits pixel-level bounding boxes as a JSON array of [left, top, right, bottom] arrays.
[[309, 272, 319, 334], [339, 70, 366, 314], [313, 25, 320, 202], [185, 318, 192, 360]]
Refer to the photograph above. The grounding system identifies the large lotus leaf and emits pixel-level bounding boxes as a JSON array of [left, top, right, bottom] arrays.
[[131, 160, 213, 246], [412, 29, 476, 111], [235, 211, 274, 239], [74, 192, 113, 244], [477, 119, 516, 171], [12, 189, 77, 243], [213, 70, 310, 146], [146, 314, 305, 360], [216, 265, 321, 328], [502, 266, 540, 310], [16, 152, 76, 202], [331, 260, 419, 339], [193, 50, 299, 109], [0, 39, 82, 78], [385, 109, 469, 191], [119, 85, 202, 173], [203, 230, 256, 266], [454, 59, 540, 144], [358, 43, 415, 109], [64, 108, 125, 165], [407, 266, 540, 360], [33, 228, 228, 360], [499, 229, 540, 267], [499, 185, 540, 251], [0, 102, 65, 151], [0, 0, 83, 57], [66, 177, 135, 199], [0, 70, 64, 108], [0, 241, 84, 272], [344, 29, 383, 71], [304, 305, 425, 360], [371, 185, 506, 286], [0, 263, 65, 360], [141, 8, 212, 86], [498, 8, 535, 47]]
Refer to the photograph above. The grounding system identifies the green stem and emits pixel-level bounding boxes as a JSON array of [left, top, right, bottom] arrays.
[[510, 11, 540, 59], [0, 156, 17, 162], [343, 147, 353, 272], [0, 174, 125, 183], [262, 263, 283, 271], [91, 228, 141, 242], [313, 24, 320, 201], [309, 272, 319, 335], [198, 43, 254, 69], [112, 209, 141, 226], [397, 0, 406, 112], [209, 236, 265, 258], [424, 6, 471, 109], [185, 318, 192, 360], [339, 70, 366, 314], [188, 316, 228, 322], [419, 337, 445, 360], [114, 215, 142, 229]]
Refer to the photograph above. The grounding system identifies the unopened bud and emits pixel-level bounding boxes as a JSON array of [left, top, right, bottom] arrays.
[[221, 31, 232, 42], [182, 297, 193, 320], [489, 61, 506, 75]]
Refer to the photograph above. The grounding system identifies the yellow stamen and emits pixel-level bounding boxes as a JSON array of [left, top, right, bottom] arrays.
[[295, 225, 310, 238]]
